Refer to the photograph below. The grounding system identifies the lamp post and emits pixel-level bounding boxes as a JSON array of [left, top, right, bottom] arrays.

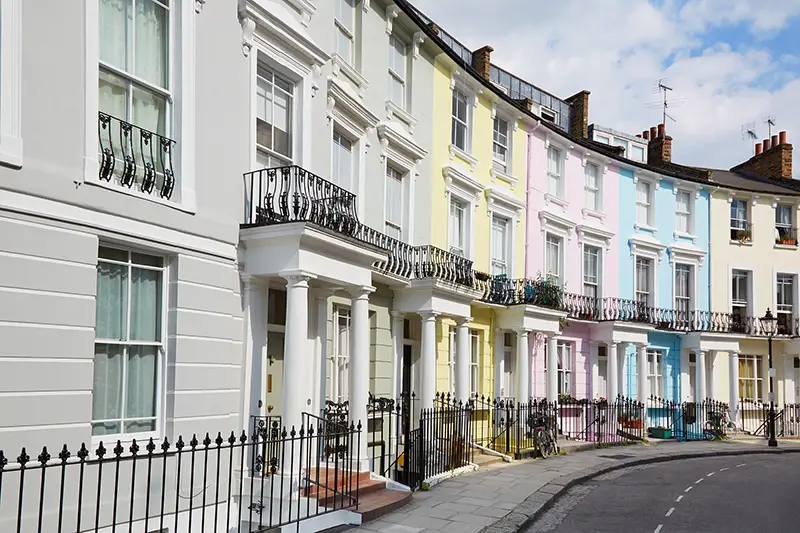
[[760, 308, 778, 448]]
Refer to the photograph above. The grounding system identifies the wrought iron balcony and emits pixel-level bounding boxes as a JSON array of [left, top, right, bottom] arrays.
[[413, 245, 475, 287], [483, 276, 564, 309], [98, 113, 176, 199]]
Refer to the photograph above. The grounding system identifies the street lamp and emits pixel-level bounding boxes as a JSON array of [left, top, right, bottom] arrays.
[[759, 308, 778, 447]]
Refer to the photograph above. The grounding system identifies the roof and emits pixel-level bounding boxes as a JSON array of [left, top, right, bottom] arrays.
[[395, 0, 800, 197]]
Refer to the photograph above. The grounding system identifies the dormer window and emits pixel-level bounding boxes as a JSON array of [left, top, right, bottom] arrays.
[[541, 107, 556, 123]]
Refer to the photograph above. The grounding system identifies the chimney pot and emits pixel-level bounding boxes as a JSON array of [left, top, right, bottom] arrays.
[[772, 135, 779, 148], [642, 130, 650, 140], [657, 123, 665, 138], [779, 131, 787, 145], [650, 126, 657, 139], [763, 138, 771, 151], [755, 142, 763, 155]]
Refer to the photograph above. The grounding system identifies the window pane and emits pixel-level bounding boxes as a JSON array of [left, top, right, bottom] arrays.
[[132, 85, 167, 136], [99, 69, 127, 119], [130, 266, 162, 342], [99, 0, 130, 70], [92, 344, 124, 436], [125, 345, 158, 433], [133, 0, 170, 90], [389, 74, 404, 106], [336, 27, 352, 60], [96, 262, 129, 340], [777, 205, 792, 226]]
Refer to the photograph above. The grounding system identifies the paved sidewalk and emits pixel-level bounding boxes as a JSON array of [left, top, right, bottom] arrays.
[[350, 438, 800, 533]]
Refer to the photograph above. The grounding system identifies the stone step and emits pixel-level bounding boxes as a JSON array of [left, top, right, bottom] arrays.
[[310, 478, 386, 507], [356, 488, 413, 524], [472, 452, 505, 468]]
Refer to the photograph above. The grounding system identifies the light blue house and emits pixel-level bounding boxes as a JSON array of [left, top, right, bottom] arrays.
[[611, 135, 711, 405]]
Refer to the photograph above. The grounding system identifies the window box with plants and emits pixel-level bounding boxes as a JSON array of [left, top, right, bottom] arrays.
[[618, 413, 644, 430]]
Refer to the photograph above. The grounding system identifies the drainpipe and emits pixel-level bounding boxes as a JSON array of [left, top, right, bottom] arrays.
[[524, 120, 541, 277], [708, 186, 721, 310]]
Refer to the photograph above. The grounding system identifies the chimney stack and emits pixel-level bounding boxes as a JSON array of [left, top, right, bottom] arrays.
[[733, 131, 793, 180], [471, 45, 493, 80], [647, 123, 673, 166], [565, 90, 591, 139], [642, 130, 650, 140]]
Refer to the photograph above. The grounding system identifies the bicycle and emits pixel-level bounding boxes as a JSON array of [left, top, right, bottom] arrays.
[[527, 412, 559, 459], [704, 408, 738, 440]]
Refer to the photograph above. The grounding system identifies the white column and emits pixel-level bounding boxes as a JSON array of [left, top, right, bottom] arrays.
[[695, 350, 707, 402], [348, 286, 374, 464], [494, 328, 504, 400], [618, 342, 628, 398], [517, 329, 531, 403], [391, 312, 405, 400], [608, 342, 619, 401], [313, 290, 333, 417], [547, 335, 558, 403], [729, 351, 740, 423], [420, 312, 439, 409], [589, 341, 599, 400], [241, 275, 266, 431], [637, 343, 648, 404], [706, 351, 716, 401], [281, 272, 314, 431], [455, 317, 471, 402]]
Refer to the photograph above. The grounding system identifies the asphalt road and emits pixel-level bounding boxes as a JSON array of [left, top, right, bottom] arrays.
[[523, 453, 800, 533]]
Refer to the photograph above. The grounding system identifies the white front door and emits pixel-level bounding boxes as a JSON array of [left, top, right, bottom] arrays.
[[503, 348, 516, 399], [598, 357, 608, 398], [266, 331, 285, 418]]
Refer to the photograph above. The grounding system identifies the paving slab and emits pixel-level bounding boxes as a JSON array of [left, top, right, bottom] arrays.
[[347, 438, 800, 533]]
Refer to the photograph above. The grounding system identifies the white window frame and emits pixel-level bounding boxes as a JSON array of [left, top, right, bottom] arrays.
[[583, 244, 602, 298], [470, 330, 480, 396], [451, 87, 471, 154], [612, 137, 629, 157], [775, 203, 795, 245], [738, 355, 763, 402], [491, 214, 511, 276], [595, 134, 610, 144], [775, 272, 796, 334], [635, 256, 653, 306], [675, 188, 694, 236], [674, 263, 693, 315], [387, 33, 407, 109], [547, 145, 564, 199], [448, 326, 456, 395], [557, 341, 572, 396], [492, 115, 510, 172], [584, 162, 602, 213], [378, 124, 424, 242], [331, 128, 355, 193], [255, 62, 296, 167], [668, 244, 704, 316], [647, 350, 664, 398], [444, 164, 483, 259], [630, 144, 646, 163], [84, 0, 196, 208], [545, 233, 564, 285], [731, 269, 751, 319], [729, 197, 751, 242], [501, 333, 515, 399], [576, 225, 613, 299], [635, 177, 655, 229], [384, 164, 406, 240], [92, 246, 167, 443], [543, 134, 570, 208], [334, 0, 356, 65], [485, 186, 524, 277], [630, 236, 666, 307], [0, 0, 23, 167], [331, 305, 351, 404], [539, 210, 577, 285], [447, 73, 481, 168]]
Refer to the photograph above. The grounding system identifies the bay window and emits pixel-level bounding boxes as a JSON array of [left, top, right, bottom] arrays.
[[491, 215, 509, 276], [93, 247, 164, 437], [255, 64, 294, 167]]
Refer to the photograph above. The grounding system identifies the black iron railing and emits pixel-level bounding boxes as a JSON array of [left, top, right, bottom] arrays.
[[413, 245, 475, 287], [646, 397, 729, 441], [417, 394, 474, 481], [98, 112, 176, 199], [557, 396, 645, 445], [366, 394, 422, 490], [0, 420, 361, 533]]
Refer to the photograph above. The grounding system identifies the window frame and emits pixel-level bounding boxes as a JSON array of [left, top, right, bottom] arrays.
[[545, 232, 564, 285], [635, 178, 654, 227], [776, 273, 796, 333], [492, 115, 510, 171], [730, 268, 752, 322], [470, 330, 480, 396], [738, 355, 763, 401], [449, 196, 468, 258], [647, 349, 664, 398], [331, 128, 355, 193], [557, 341, 572, 396], [387, 33, 407, 109], [491, 214, 511, 276], [674, 263, 693, 315], [334, 0, 356, 65], [775, 203, 795, 244], [583, 244, 602, 298], [384, 164, 405, 240], [547, 145, 564, 198], [331, 304, 352, 404], [675, 189, 694, 236], [255, 63, 296, 167], [0, 0, 23, 167], [635, 256, 653, 306], [92, 245, 168, 442], [584, 162, 602, 213], [451, 87, 471, 153]]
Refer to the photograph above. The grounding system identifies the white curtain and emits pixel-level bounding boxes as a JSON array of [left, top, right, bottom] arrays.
[[130, 267, 161, 341], [99, 0, 128, 71], [132, 0, 168, 135], [96, 262, 128, 340], [126, 346, 158, 432], [92, 344, 123, 435]]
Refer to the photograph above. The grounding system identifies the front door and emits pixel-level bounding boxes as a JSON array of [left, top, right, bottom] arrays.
[[598, 357, 608, 399], [502, 349, 515, 400], [266, 331, 284, 419]]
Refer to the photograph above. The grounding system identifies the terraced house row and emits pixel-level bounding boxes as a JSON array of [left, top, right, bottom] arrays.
[[1, 0, 800, 531]]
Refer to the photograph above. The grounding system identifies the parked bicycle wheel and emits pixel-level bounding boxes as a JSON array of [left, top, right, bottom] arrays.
[[535, 429, 549, 459]]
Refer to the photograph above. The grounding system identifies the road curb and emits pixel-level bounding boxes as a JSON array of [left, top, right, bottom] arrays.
[[478, 445, 800, 533]]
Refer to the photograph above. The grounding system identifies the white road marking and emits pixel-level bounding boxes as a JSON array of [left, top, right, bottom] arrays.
[[666, 507, 675, 517], [684, 486, 693, 493], [654, 525, 664, 533], [695, 478, 704, 484], [736, 463, 747, 467], [707, 472, 715, 477], [675, 495, 684, 503], [720, 467, 730, 471]]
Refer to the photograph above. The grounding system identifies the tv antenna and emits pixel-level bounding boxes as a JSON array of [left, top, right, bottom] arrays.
[[741, 122, 757, 142], [765, 116, 776, 138], [646, 78, 686, 128]]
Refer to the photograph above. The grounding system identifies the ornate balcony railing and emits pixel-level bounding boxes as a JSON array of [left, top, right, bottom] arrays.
[[98, 112, 176, 200], [413, 245, 475, 287]]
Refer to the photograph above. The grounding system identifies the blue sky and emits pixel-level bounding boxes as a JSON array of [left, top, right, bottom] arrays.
[[412, 0, 800, 175]]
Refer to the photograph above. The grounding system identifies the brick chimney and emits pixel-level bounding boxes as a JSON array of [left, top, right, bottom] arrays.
[[471, 45, 493, 80], [565, 90, 591, 139], [732, 130, 793, 179], [647, 123, 672, 165]]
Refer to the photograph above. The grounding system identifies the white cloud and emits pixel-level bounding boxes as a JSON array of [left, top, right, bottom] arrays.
[[411, 0, 800, 176]]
